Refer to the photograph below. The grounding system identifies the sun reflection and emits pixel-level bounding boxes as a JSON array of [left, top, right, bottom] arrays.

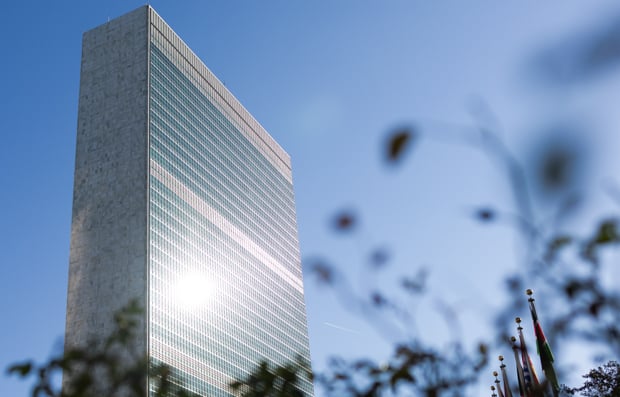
[[174, 272, 216, 309]]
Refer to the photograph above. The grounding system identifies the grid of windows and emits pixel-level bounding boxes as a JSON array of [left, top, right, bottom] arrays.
[[147, 25, 313, 397]]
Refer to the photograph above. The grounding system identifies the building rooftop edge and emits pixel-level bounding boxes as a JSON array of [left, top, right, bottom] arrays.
[[84, 5, 292, 172]]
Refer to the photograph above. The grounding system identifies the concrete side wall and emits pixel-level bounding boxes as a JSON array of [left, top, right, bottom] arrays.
[[65, 6, 149, 355]]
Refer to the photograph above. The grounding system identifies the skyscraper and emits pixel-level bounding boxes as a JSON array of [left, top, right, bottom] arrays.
[[65, 6, 313, 396]]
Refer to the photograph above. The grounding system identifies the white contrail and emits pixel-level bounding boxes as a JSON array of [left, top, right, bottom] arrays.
[[323, 322, 360, 334]]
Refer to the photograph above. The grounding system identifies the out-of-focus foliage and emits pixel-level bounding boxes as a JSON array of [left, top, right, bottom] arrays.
[[229, 357, 311, 397], [316, 342, 487, 397], [233, 341, 486, 397], [7, 300, 199, 397], [531, 13, 620, 86], [385, 126, 416, 165], [567, 361, 620, 397]]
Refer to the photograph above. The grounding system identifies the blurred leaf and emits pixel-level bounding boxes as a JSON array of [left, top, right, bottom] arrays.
[[230, 358, 311, 397], [386, 127, 416, 163], [333, 211, 356, 232], [540, 147, 573, 190], [594, 220, 618, 244], [371, 291, 387, 307], [558, 193, 582, 215], [607, 327, 620, 341], [524, 123, 590, 208], [531, 15, 620, 86], [563, 278, 595, 299], [401, 269, 427, 295], [544, 235, 572, 262], [390, 366, 415, 390], [589, 300, 603, 317], [369, 248, 390, 268], [309, 261, 334, 284], [475, 208, 495, 222], [582, 219, 620, 263], [7, 362, 32, 377], [506, 275, 522, 292]]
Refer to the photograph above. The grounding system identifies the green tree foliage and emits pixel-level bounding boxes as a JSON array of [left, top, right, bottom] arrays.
[[316, 343, 487, 397], [7, 300, 199, 397], [230, 342, 486, 397], [229, 358, 311, 397], [570, 361, 620, 397]]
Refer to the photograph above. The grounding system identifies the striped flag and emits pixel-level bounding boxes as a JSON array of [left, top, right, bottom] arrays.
[[517, 317, 540, 394], [527, 290, 560, 397]]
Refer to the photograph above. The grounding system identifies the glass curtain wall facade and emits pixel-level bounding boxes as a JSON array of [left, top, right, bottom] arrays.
[[147, 9, 313, 397], [66, 6, 313, 397]]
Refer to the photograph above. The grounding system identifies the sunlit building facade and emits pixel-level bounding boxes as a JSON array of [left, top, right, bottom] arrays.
[[65, 6, 313, 396]]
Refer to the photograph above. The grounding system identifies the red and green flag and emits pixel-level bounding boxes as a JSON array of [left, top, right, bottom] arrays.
[[527, 290, 560, 397]]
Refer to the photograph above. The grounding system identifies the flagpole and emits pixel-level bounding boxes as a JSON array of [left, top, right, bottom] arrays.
[[491, 385, 498, 397], [527, 289, 560, 397], [499, 355, 514, 397], [511, 336, 527, 397], [494, 370, 505, 397]]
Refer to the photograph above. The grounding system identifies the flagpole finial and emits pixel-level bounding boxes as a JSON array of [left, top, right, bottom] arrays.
[[494, 372, 501, 389], [515, 317, 523, 332], [498, 355, 504, 362], [526, 288, 533, 296]]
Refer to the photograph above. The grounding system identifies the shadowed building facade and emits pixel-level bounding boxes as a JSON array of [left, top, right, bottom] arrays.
[[65, 6, 313, 396]]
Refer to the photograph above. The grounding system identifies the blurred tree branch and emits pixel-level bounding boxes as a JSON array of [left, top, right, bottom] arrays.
[[8, 300, 199, 397]]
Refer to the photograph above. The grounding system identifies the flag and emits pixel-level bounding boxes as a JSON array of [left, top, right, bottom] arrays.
[[527, 290, 560, 396], [511, 336, 527, 397], [517, 317, 540, 395], [499, 355, 514, 397]]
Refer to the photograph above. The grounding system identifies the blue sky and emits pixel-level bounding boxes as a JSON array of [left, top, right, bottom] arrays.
[[2, 1, 620, 396]]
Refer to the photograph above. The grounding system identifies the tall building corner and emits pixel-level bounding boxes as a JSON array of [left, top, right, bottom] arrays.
[[65, 5, 314, 396]]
